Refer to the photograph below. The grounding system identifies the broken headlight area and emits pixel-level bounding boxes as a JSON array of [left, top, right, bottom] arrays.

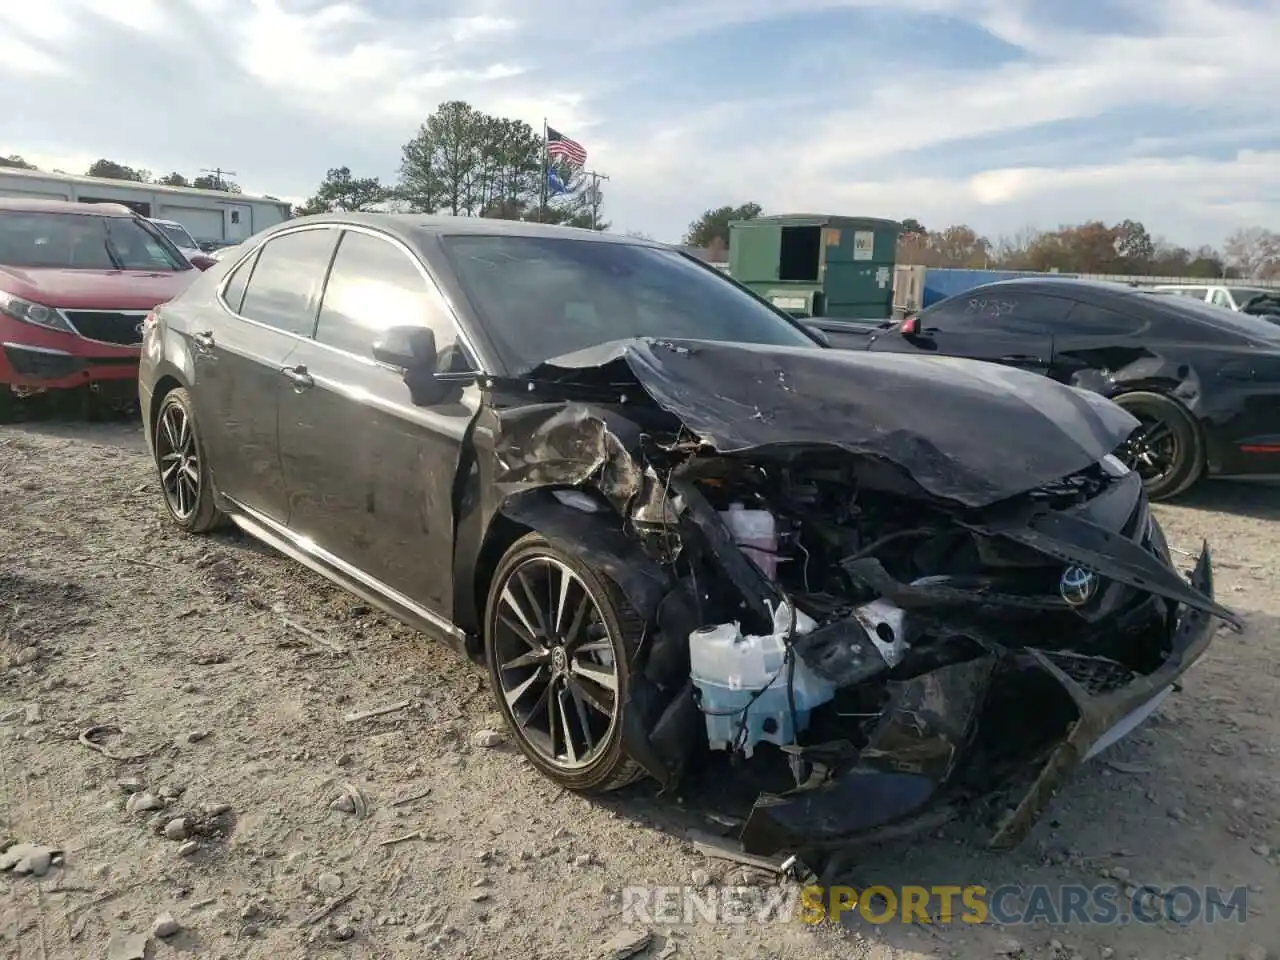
[[610, 447, 1235, 857]]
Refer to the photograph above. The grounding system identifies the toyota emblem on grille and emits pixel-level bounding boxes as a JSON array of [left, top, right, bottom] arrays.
[[1059, 566, 1099, 606]]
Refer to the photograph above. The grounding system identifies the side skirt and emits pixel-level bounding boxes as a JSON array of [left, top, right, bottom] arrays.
[[221, 496, 470, 657]]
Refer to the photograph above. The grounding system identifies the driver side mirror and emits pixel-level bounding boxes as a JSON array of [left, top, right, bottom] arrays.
[[373, 325, 437, 371], [189, 253, 217, 271]]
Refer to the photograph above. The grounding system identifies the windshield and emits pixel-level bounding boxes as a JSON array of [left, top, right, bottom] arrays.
[[155, 222, 197, 249], [1136, 290, 1280, 340], [0, 211, 189, 271], [440, 234, 819, 372]]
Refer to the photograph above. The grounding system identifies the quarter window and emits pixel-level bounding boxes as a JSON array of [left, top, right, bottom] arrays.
[[219, 249, 258, 314], [314, 230, 470, 370], [237, 228, 337, 336]]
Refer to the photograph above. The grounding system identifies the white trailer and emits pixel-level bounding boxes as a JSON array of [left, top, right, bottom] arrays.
[[0, 167, 292, 247]]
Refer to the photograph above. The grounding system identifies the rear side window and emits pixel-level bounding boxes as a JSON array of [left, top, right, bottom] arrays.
[[1065, 302, 1148, 336], [238, 228, 337, 336], [219, 250, 258, 314]]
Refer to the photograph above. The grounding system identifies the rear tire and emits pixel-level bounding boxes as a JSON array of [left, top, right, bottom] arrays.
[[483, 533, 646, 793], [1114, 391, 1203, 501], [152, 387, 225, 533], [0, 387, 14, 425]]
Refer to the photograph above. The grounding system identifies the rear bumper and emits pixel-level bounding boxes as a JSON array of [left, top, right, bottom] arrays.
[[0, 316, 138, 391], [738, 545, 1220, 857]]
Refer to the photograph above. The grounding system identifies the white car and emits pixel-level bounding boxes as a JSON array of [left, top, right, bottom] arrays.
[[147, 218, 203, 259], [1149, 283, 1275, 311]]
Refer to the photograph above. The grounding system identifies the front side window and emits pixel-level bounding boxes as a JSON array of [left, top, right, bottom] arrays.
[[237, 228, 337, 336], [0, 211, 189, 271], [314, 230, 470, 370], [439, 234, 818, 373], [921, 291, 1070, 335]]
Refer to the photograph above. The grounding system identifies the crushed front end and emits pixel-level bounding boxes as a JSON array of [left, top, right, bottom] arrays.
[[487, 338, 1240, 859], [624, 447, 1236, 857]]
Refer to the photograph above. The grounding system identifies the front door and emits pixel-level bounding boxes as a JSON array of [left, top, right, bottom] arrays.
[[193, 226, 338, 522], [277, 227, 481, 617]]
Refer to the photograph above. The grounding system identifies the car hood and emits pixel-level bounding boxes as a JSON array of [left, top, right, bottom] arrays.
[[525, 337, 1141, 508], [0, 266, 199, 310]]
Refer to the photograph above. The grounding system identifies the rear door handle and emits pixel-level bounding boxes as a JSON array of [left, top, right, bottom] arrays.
[[193, 330, 214, 350], [999, 354, 1042, 364], [281, 364, 314, 390]]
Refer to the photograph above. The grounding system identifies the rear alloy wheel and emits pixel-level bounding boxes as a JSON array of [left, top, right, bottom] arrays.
[[153, 387, 224, 533], [1114, 391, 1203, 501], [484, 534, 644, 793]]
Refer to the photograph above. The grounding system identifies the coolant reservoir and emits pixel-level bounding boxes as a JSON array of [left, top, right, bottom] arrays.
[[688, 602, 835, 757], [720, 503, 778, 579]]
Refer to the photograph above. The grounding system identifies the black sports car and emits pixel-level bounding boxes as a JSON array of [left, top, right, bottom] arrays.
[[137, 217, 1236, 863], [853, 277, 1280, 500]]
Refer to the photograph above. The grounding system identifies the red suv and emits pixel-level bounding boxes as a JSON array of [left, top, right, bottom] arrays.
[[0, 198, 208, 421]]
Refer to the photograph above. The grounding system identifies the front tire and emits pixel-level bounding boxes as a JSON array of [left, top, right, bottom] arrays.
[[153, 387, 224, 533], [483, 534, 645, 793], [1114, 391, 1203, 501]]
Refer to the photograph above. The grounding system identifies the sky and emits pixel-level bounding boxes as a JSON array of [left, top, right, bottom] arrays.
[[1, 0, 1277, 247]]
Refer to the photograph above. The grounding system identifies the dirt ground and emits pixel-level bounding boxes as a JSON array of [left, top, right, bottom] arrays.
[[0, 417, 1276, 960]]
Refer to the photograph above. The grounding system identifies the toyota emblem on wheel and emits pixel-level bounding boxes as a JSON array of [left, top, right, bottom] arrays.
[[1059, 566, 1099, 606]]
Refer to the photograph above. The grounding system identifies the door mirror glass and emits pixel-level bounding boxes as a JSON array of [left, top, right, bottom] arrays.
[[372, 325, 437, 370]]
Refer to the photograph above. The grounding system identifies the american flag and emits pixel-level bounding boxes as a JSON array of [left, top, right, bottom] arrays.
[[546, 126, 587, 166]]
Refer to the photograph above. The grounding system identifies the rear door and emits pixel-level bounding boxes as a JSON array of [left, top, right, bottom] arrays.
[[195, 226, 339, 522], [867, 289, 1065, 375], [277, 227, 482, 616]]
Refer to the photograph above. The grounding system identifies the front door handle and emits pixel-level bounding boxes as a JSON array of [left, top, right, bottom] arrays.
[[999, 354, 1042, 364], [281, 364, 314, 390], [193, 330, 214, 350]]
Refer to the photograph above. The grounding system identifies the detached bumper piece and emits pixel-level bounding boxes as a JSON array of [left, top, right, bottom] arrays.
[[737, 544, 1219, 857]]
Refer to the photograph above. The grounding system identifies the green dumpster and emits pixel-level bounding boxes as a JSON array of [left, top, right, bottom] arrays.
[[728, 214, 901, 320]]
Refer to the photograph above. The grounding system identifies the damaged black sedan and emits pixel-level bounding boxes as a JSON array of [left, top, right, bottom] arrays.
[[138, 215, 1239, 860]]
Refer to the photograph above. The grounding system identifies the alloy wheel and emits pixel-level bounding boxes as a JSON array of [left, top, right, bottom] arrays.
[[155, 402, 201, 521], [1121, 413, 1179, 485], [492, 556, 621, 771]]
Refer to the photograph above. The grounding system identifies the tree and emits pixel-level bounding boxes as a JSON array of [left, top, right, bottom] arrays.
[[896, 224, 992, 268], [397, 101, 542, 218], [0, 155, 36, 170], [900, 217, 927, 236], [682, 203, 762, 248], [191, 174, 241, 193], [1223, 227, 1280, 279], [297, 166, 388, 214], [86, 158, 150, 182], [1113, 219, 1155, 268], [156, 171, 189, 187]]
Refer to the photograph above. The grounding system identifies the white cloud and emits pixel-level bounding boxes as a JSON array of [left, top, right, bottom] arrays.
[[0, 0, 1276, 246]]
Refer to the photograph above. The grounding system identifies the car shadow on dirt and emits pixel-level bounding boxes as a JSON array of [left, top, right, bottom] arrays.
[[1173, 477, 1280, 522]]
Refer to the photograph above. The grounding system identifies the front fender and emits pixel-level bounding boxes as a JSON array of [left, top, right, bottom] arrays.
[[496, 488, 672, 620]]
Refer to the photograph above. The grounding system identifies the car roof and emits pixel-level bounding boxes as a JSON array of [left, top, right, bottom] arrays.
[[0, 197, 136, 217], [279, 211, 667, 249]]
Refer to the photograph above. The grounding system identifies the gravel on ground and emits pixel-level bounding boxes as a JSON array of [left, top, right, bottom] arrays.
[[1, 418, 1276, 959]]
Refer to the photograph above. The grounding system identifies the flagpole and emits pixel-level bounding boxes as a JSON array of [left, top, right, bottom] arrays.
[[540, 117, 548, 223]]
